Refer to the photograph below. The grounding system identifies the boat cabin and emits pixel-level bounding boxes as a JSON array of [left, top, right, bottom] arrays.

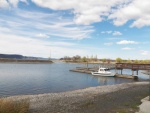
[[98, 68, 109, 72]]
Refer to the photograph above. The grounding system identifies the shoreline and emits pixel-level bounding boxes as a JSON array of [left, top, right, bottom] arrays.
[[62, 60, 115, 64], [0, 62, 53, 64], [0, 60, 53, 64], [1, 82, 149, 113]]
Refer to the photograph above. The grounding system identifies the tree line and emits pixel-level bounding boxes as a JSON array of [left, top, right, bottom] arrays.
[[60, 55, 98, 62], [116, 58, 150, 64], [60, 55, 150, 64]]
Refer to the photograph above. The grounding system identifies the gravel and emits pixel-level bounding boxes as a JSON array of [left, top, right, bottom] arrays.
[[1, 82, 149, 113]]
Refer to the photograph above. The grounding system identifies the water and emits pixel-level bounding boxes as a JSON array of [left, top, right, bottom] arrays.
[[0, 62, 149, 97]]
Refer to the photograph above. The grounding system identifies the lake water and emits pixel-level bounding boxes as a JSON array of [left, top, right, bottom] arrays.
[[0, 62, 149, 97]]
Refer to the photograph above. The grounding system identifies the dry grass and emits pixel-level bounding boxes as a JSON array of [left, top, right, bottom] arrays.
[[0, 98, 29, 113]]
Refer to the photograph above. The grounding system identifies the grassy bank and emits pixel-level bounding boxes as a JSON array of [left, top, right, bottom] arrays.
[[0, 99, 29, 113]]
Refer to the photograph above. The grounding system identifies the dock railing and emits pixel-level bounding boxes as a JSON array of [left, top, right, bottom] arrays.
[[116, 63, 150, 70]]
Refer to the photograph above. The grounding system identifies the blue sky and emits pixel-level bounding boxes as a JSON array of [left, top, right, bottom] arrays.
[[0, 0, 150, 59]]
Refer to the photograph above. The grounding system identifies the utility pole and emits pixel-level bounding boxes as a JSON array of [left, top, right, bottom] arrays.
[[149, 71, 150, 101], [49, 51, 51, 60]]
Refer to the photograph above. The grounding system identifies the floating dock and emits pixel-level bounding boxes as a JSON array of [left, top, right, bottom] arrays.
[[70, 64, 115, 74], [114, 74, 138, 79], [70, 63, 150, 79], [70, 67, 138, 79], [70, 67, 98, 74]]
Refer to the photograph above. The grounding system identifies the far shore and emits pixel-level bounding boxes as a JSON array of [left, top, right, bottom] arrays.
[[1, 82, 149, 113], [0, 59, 53, 64], [61, 60, 116, 64]]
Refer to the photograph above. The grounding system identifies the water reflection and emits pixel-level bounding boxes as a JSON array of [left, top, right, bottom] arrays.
[[92, 75, 136, 86], [0, 63, 148, 97]]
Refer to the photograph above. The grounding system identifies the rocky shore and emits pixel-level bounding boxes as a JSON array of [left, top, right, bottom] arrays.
[[1, 82, 149, 113]]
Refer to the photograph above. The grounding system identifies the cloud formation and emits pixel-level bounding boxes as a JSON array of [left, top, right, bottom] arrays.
[[101, 31, 122, 36], [36, 33, 49, 38], [0, 0, 9, 8], [121, 47, 135, 50], [112, 31, 122, 36], [1, 0, 150, 27], [104, 42, 113, 46], [0, 33, 90, 58], [117, 40, 139, 45], [101, 31, 112, 34], [140, 50, 149, 55], [109, 0, 150, 28], [0, 9, 93, 40]]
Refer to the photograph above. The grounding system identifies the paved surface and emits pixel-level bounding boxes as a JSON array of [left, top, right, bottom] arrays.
[[137, 96, 150, 113]]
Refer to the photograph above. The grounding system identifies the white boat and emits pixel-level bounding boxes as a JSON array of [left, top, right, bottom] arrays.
[[91, 67, 114, 76]]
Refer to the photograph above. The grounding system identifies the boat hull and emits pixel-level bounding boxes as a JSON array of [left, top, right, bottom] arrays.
[[91, 72, 114, 76]]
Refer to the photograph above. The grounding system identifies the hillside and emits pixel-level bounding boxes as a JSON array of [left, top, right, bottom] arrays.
[[0, 54, 53, 63], [0, 54, 24, 59]]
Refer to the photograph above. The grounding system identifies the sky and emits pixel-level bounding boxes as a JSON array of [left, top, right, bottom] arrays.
[[0, 0, 150, 59]]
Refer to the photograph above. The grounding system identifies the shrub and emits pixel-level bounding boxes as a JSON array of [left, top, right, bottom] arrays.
[[116, 58, 122, 63], [0, 98, 29, 113]]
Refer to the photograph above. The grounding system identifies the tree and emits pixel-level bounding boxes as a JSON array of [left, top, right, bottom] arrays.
[[134, 59, 139, 64], [72, 55, 81, 61], [94, 55, 98, 62], [90, 55, 93, 61], [102, 58, 106, 63], [107, 59, 111, 64], [64, 56, 71, 61], [127, 59, 132, 63], [82, 56, 87, 62], [116, 57, 122, 63]]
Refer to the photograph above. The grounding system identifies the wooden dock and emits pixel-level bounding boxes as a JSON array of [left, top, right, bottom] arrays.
[[115, 63, 150, 79], [114, 74, 138, 79], [116, 63, 150, 70], [70, 63, 150, 79], [70, 67, 98, 74], [70, 64, 115, 74], [70, 67, 138, 79]]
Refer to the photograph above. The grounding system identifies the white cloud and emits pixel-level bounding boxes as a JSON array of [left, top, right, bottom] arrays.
[[109, 0, 150, 28], [0, 0, 9, 8], [142, 41, 150, 44], [112, 31, 122, 36], [117, 40, 139, 44], [25, 0, 128, 25], [140, 50, 149, 55], [104, 42, 113, 46], [101, 30, 122, 36], [8, 0, 19, 7], [0, 10, 94, 40], [20, 0, 28, 4], [121, 47, 135, 50], [1, 0, 150, 27], [101, 31, 112, 34], [0, 0, 28, 8], [31, 0, 150, 27], [0, 33, 88, 58], [36, 33, 49, 38], [107, 38, 123, 40]]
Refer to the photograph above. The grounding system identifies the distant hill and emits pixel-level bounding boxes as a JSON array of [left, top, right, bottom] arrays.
[[0, 54, 45, 60], [0, 54, 57, 60], [0, 54, 24, 59]]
